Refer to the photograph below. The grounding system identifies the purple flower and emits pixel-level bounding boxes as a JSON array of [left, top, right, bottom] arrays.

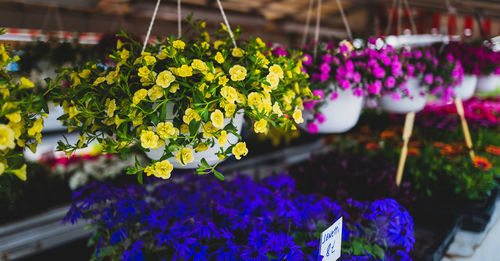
[[339, 79, 351, 89], [367, 80, 382, 95], [353, 88, 364, 97], [385, 76, 396, 88], [320, 62, 331, 75], [424, 73, 433, 85], [303, 54, 312, 66], [313, 89, 325, 101], [322, 53, 333, 64], [391, 92, 402, 101], [316, 113, 326, 124], [372, 66, 386, 78], [330, 92, 339, 100], [308, 122, 319, 133]]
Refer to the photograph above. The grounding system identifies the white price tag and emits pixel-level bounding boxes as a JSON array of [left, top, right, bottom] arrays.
[[319, 217, 342, 261]]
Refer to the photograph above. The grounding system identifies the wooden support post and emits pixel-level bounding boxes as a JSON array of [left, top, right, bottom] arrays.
[[396, 112, 415, 186], [454, 97, 475, 160]]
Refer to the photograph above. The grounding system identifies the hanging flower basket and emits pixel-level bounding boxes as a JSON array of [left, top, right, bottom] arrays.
[[49, 21, 310, 180], [476, 74, 500, 92], [302, 84, 363, 133], [454, 74, 477, 100], [379, 77, 427, 114]]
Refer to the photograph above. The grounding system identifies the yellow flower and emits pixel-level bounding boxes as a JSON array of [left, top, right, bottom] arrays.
[[105, 98, 117, 117], [210, 109, 225, 129], [157, 49, 168, 60], [255, 37, 266, 47], [120, 49, 129, 61], [117, 39, 123, 49], [191, 59, 208, 72], [201, 42, 210, 49], [144, 165, 155, 176], [140, 130, 159, 149], [19, 77, 34, 88], [8, 120, 23, 138], [27, 118, 43, 137], [175, 147, 194, 166], [0, 88, 9, 99], [293, 109, 304, 124], [180, 124, 190, 134], [254, 119, 268, 133], [78, 69, 91, 79], [218, 76, 229, 86], [258, 103, 272, 114], [214, 40, 224, 50], [247, 92, 263, 107], [202, 121, 218, 138], [106, 70, 118, 85], [0, 162, 5, 175], [93, 77, 105, 86], [11, 164, 27, 181], [218, 131, 228, 146], [172, 40, 186, 50], [224, 103, 236, 117], [272, 102, 283, 116], [266, 73, 280, 89], [232, 142, 248, 160], [156, 122, 176, 139], [195, 142, 209, 152], [156, 70, 176, 88], [130, 111, 144, 127], [229, 65, 247, 82], [183, 108, 201, 124], [154, 160, 173, 179], [77, 134, 86, 148], [232, 48, 245, 57], [114, 115, 126, 127], [255, 51, 270, 67], [205, 73, 215, 82], [138, 66, 150, 78], [148, 85, 164, 101], [220, 86, 238, 103], [269, 64, 284, 79], [143, 55, 156, 66], [169, 83, 180, 93], [0, 124, 15, 150], [133, 89, 148, 105], [214, 52, 224, 64], [177, 64, 193, 77], [6, 111, 21, 123]]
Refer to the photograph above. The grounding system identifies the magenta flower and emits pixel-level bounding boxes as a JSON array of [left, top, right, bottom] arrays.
[[307, 122, 319, 133], [424, 74, 433, 85], [330, 92, 339, 100], [385, 76, 396, 88], [391, 92, 402, 101], [353, 87, 364, 97], [373, 66, 386, 78], [339, 79, 351, 89], [316, 113, 326, 124], [312, 89, 325, 101], [303, 54, 312, 66]]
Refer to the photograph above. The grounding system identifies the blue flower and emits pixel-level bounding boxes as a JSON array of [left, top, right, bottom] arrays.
[[240, 245, 270, 261], [186, 243, 209, 261], [110, 228, 127, 244], [121, 241, 144, 261], [214, 240, 239, 261], [173, 237, 197, 260]]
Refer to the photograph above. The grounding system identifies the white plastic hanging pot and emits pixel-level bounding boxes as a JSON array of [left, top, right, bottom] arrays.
[[301, 84, 364, 134], [378, 77, 427, 114], [144, 105, 244, 169], [42, 102, 66, 132], [476, 74, 500, 92], [454, 74, 477, 100]]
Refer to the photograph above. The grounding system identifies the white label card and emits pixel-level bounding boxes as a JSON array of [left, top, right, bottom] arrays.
[[319, 217, 342, 261]]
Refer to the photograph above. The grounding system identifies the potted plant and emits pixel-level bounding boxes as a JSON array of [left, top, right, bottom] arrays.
[[301, 40, 365, 133], [474, 43, 500, 92], [0, 33, 47, 181], [49, 21, 310, 180]]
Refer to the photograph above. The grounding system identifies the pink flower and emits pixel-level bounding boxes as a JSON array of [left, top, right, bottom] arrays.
[[303, 101, 315, 110], [424, 74, 434, 85], [330, 92, 339, 100], [353, 87, 364, 97], [372, 66, 386, 78], [352, 72, 361, 83], [339, 79, 351, 89], [316, 113, 326, 124], [385, 76, 396, 88], [367, 81, 382, 95], [313, 90, 325, 101], [303, 54, 312, 66], [391, 92, 402, 101], [308, 122, 319, 133]]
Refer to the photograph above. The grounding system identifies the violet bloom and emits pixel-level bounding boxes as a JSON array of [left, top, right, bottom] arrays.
[[320, 73, 329, 82], [353, 87, 364, 97], [320, 62, 331, 74], [385, 76, 396, 89], [367, 81, 382, 95], [316, 113, 326, 124], [391, 92, 402, 101], [339, 44, 349, 55], [373, 66, 386, 78], [322, 53, 333, 64], [413, 50, 422, 59], [339, 79, 351, 90], [273, 47, 288, 57], [308, 122, 319, 133], [330, 92, 339, 100], [313, 89, 325, 101], [303, 101, 315, 110], [302, 54, 312, 66], [446, 53, 454, 63], [352, 72, 361, 83], [424, 74, 433, 85]]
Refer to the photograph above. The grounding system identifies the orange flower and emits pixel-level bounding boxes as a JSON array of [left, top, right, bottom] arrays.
[[365, 142, 381, 150], [432, 142, 446, 148], [473, 156, 492, 171], [439, 145, 455, 155], [409, 141, 421, 147], [381, 130, 398, 140], [408, 147, 420, 156], [486, 145, 500, 156]]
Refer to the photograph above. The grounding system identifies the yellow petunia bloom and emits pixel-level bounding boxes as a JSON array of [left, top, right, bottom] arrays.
[[105, 98, 117, 117], [156, 70, 176, 88], [232, 48, 245, 57], [120, 49, 130, 61], [272, 102, 283, 116], [229, 65, 247, 82], [0, 162, 5, 175], [93, 77, 105, 86], [210, 109, 225, 129], [6, 111, 21, 123], [0, 124, 15, 150], [8, 120, 23, 139], [143, 55, 156, 66], [144, 165, 155, 176], [202, 121, 218, 138], [183, 108, 201, 124], [247, 92, 263, 108], [27, 118, 43, 137], [172, 40, 186, 50], [140, 130, 159, 149], [177, 65, 193, 77], [255, 37, 266, 47], [214, 52, 224, 64], [195, 142, 209, 152], [254, 119, 268, 133], [154, 160, 173, 179], [175, 147, 194, 166], [218, 130, 228, 146], [218, 76, 229, 86], [78, 69, 91, 79], [106, 70, 118, 85], [180, 124, 190, 134], [148, 85, 164, 101], [138, 66, 150, 78], [11, 164, 27, 181], [201, 42, 210, 49], [269, 64, 284, 79], [214, 40, 224, 50], [156, 122, 176, 139], [132, 89, 148, 105], [191, 59, 208, 72], [19, 77, 34, 89], [293, 109, 304, 124], [266, 73, 280, 89], [232, 142, 248, 160], [220, 86, 238, 103], [224, 103, 236, 118]]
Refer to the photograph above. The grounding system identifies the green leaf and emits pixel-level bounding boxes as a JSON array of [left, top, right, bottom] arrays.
[[372, 245, 385, 260], [137, 171, 144, 184], [213, 170, 225, 180], [188, 120, 199, 135]]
